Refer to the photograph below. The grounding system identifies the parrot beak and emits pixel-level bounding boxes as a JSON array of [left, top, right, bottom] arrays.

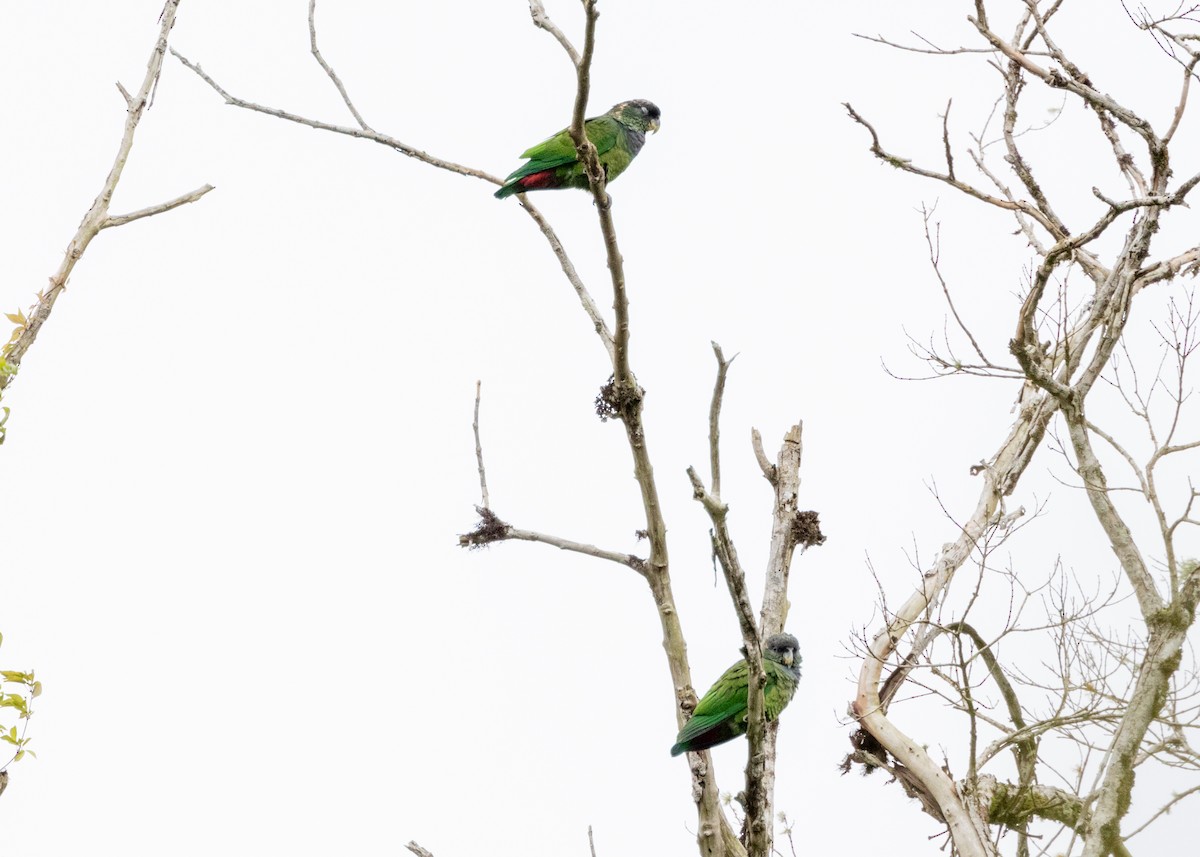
[[648, 118, 661, 134], [782, 651, 794, 667]]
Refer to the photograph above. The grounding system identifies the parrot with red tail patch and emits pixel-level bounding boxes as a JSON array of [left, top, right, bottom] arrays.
[[494, 100, 661, 199]]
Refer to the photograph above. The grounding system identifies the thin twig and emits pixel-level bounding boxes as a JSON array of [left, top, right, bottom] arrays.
[[102, 184, 215, 228], [1125, 783, 1200, 837], [844, 102, 1064, 240], [1, 0, 206, 400], [570, 1, 598, 143], [920, 205, 992, 366], [942, 99, 955, 180], [751, 427, 777, 485], [708, 342, 736, 498], [309, 0, 372, 131], [519, 198, 616, 360], [172, 48, 499, 184], [852, 30, 1002, 55], [1164, 53, 1200, 145], [457, 507, 647, 576], [505, 527, 647, 574], [971, 8, 1162, 154], [529, 0, 580, 67], [405, 843, 435, 857], [472, 380, 490, 510]]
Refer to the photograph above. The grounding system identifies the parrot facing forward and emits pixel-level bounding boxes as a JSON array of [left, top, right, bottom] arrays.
[[670, 633, 802, 757], [494, 99, 661, 199]]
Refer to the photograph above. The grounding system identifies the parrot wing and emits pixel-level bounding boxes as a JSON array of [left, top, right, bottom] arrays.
[[504, 115, 623, 182], [670, 660, 750, 755]]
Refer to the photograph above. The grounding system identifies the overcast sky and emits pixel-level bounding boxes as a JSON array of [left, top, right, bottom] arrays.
[[0, 2, 1196, 855]]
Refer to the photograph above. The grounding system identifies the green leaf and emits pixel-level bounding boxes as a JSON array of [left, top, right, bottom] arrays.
[[0, 670, 31, 683], [0, 693, 28, 716], [8, 726, 16, 740], [0, 734, 17, 746], [31, 681, 42, 698], [14, 750, 23, 762]]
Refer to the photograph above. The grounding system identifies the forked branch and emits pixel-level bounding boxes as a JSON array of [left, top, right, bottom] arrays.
[[1, 0, 211, 408]]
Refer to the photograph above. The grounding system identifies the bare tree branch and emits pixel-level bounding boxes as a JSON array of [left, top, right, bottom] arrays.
[[686, 451, 765, 856], [101, 184, 214, 229], [750, 428, 776, 485], [847, 11, 1200, 857], [1125, 782, 1200, 838], [920, 206, 994, 368], [707, 342, 735, 498], [0, 0, 209, 405], [844, 102, 1065, 240], [472, 381, 490, 511], [529, 0, 581, 68], [505, 526, 646, 572], [853, 30, 1000, 55], [170, 47, 617, 361], [309, 0, 371, 131], [458, 506, 646, 575], [171, 49, 498, 184], [971, 6, 1161, 154]]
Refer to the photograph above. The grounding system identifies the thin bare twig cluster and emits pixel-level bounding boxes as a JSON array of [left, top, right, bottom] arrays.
[[845, 4, 1200, 857]]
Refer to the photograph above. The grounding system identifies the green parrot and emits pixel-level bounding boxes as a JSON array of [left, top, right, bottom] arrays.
[[494, 99, 661, 199], [670, 633, 802, 757]]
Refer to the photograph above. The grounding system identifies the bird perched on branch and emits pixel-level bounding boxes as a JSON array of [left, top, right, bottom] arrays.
[[494, 99, 661, 199], [670, 633, 802, 756]]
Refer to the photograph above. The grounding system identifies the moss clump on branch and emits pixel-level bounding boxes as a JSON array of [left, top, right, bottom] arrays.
[[458, 506, 511, 549], [594, 375, 643, 423]]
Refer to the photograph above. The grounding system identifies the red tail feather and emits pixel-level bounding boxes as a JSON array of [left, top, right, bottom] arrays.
[[518, 171, 559, 191]]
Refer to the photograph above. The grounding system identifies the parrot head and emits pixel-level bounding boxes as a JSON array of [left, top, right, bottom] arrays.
[[764, 633, 801, 672], [612, 99, 661, 134]]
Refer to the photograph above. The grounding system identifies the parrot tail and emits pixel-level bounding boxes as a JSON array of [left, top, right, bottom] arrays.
[[494, 170, 560, 199], [670, 716, 743, 756]]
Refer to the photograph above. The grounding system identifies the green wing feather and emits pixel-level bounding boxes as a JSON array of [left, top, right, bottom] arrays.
[[672, 657, 800, 754], [503, 116, 623, 182], [692, 660, 750, 718], [672, 660, 750, 747]]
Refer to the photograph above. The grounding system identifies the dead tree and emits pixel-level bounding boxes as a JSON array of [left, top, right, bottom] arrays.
[[174, 2, 821, 856], [844, 4, 1200, 856]]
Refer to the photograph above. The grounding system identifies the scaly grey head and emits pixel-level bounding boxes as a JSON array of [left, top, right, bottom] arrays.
[[611, 99, 661, 134], [764, 633, 802, 677]]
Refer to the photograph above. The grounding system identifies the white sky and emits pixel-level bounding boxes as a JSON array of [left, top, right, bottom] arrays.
[[0, 1, 1196, 855]]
